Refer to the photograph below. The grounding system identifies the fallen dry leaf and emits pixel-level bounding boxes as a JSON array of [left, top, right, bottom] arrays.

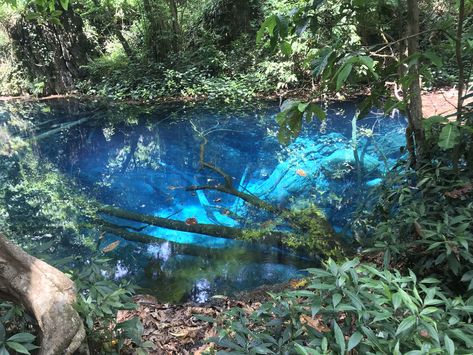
[[102, 240, 120, 253], [299, 314, 330, 333], [296, 169, 308, 177]]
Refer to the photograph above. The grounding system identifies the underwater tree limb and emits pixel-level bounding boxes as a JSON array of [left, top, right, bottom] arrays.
[[98, 222, 311, 265], [97, 222, 217, 256], [0, 234, 86, 355], [196, 135, 287, 215], [199, 136, 234, 188], [99, 206, 288, 242], [29, 115, 95, 142], [98, 205, 351, 260], [186, 184, 285, 215]]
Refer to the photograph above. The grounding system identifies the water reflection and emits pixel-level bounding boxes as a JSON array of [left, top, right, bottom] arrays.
[[1, 99, 407, 303]]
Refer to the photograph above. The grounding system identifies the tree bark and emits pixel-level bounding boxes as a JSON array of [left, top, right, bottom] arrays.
[[0, 234, 85, 355], [456, 0, 465, 122], [114, 26, 134, 58], [8, 7, 94, 95], [406, 0, 425, 164]]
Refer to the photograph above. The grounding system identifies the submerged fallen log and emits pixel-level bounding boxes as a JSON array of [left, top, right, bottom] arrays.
[[98, 205, 288, 243], [98, 221, 311, 266]]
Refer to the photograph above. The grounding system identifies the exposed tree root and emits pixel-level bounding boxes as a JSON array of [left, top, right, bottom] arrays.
[[0, 234, 86, 355]]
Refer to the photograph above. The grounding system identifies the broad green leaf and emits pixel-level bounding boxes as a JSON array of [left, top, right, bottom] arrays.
[[59, 0, 69, 10], [280, 41, 293, 56], [339, 258, 360, 272], [422, 115, 448, 141], [449, 329, 473, 347], [420, 307, 438, 316], [333, 321, 345, 354], [294, 343, 317, 355], [336, 63, 353, 90], [306, 103, 326, 121], [252, 345, 274, 354], [444, 334, 455, 355], [298, 102, 309, 112], [256, 15, 278, 43], [347, 332, 362, 351], [332, 293, 342, 308], [6, 342, 29, 355], [7, 333, 35, 343], [438, 123, 460, 150], [396, 315, 416, 335], [392, 292, 402, 310]]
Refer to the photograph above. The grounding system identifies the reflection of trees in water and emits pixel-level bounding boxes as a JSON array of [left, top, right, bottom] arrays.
[[108, 239, 310, 303]]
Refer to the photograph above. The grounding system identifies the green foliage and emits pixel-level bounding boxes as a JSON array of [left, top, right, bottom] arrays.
[[71, 257, 146, 353], [208, 258, 473, 354], [276, 100, 326, 144], [0, 324, 38, 355], [282, 205, 344, 260], [201, 0, 263, 46], [4, 0, 69, 22], [80, 58, 273, 105], [0, 303, 38, 355], [355, 159, 473, 287], [0, 146, 95, 244]]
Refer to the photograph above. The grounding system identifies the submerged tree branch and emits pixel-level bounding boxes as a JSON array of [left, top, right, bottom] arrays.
[[194, 131, 287, 215], [99, 205, 288, 243]]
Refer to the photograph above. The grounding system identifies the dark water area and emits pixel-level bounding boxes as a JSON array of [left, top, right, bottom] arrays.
[[1, 98, 407, 303]]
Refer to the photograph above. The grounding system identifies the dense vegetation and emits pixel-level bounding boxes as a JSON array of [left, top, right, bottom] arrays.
[[0, 0, 472, 354]]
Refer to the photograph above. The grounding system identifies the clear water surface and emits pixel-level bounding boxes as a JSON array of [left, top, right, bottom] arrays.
[[1, 99, 407, 303]]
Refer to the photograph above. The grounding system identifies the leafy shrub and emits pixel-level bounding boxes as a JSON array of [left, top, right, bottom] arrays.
[[71, 257, 152, 353], [80, 58, 273, 105], [0, 302, 38, 355], [208, 258, 473, 354], [354, 157, 473, 291]]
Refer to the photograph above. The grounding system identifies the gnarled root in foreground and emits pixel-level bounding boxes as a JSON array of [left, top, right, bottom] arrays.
[[0, 234, 86, 355]]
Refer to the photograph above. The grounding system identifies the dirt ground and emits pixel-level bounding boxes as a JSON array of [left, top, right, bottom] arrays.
[[421, 88, 472, 118], [117, 294, 265, 354]]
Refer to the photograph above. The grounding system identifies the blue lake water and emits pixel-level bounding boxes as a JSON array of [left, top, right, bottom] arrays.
[[3, 99, 407, 302]]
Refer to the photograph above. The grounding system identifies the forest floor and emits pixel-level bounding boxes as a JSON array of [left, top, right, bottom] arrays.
[[421, 87, 472, 117], [117, 284, 290, 354]]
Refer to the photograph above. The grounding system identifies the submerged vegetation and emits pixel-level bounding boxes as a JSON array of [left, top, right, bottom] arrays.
[[0, 0, 472, 353]]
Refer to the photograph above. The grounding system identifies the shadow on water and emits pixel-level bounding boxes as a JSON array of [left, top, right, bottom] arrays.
[[0, 98, 407, 303]]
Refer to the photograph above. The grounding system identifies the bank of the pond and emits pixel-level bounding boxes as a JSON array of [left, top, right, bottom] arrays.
[[117, 282, 292, 354], [0, 87, 467, 117]]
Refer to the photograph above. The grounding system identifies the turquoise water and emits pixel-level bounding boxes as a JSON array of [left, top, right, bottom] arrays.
[[3, 99, 406, 302]]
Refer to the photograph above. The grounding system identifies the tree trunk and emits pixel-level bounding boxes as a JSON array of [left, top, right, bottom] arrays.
[[7, 7, 94, 95], [142, 0, 160, 61], [168, 0, 180, 51], [456, 0, 466, 122], [406, 0, 425, 164], [114, 27, 134, 58], [0, 234, 85, 355]]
